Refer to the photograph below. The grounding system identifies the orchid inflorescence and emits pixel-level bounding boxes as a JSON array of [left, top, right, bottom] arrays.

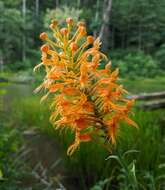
[[34, 17, 137, 156]]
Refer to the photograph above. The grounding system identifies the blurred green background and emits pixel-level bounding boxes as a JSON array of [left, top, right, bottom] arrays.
[[0, 0, 165, 189]]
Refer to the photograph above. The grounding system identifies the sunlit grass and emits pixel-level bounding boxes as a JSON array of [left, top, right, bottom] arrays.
[[123, 76, 165, 93]]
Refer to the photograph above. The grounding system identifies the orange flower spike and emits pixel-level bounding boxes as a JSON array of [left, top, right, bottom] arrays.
[[34, 18, 137, 156]]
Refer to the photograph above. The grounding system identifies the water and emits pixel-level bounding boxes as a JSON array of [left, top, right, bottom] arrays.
[[0, 82, 33, 115]]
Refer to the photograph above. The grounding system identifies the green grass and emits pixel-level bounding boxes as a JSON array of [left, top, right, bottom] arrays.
[[122, 76, 165, 93], [0, 122, 30, 190]]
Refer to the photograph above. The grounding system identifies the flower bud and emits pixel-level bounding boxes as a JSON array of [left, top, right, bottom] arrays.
[[40, 32, 48, 40], [49, 23, 56, 30], [78, 26, 86, 36], [70, 42, 78, 51], [60, 28, 68, 35], [41, 44, 49, 53], [66, 17, 73, 25], [51, 19, 58, 26], [77, 21, 86, 27], [87, 35, 94, 44]]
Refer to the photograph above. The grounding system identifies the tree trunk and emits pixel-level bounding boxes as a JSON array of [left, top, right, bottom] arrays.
[[138, 100, 165, 110], [56, 0, 59, 7], [130, 91, 165, 110], [22, 0, 26, 61], [138, 23, 142, 51], [0, 54, 4, 71], [99, 0, 112, 52], [93, 0, 100, 38], [35, 0, 39, 17], [131, 91, 165, 100], [77, 0, 80, 8], [111, 26, 115, 48]]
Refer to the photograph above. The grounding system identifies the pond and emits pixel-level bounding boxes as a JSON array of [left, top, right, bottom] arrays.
[[0, 82, 34, 115]]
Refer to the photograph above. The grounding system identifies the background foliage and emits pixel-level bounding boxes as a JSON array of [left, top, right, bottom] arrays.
[[0, 0, 165, 77]]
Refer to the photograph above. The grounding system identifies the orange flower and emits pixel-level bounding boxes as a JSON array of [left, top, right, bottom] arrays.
[[41, 44, 49, 53], [87, 35, 94, 44], [79, 134, 91, 142], [40, 32, 48, 40], [60, 28, 68, 35], [66, 17, 73, 25], [34, 17, 137, 156], [70, 42, 78, 51], [48, 83, 63, 93], [75, 118, 88, 129]]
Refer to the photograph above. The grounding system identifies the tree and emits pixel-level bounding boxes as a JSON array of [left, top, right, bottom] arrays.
[[99, 0, 112, 51], [0, 2, 23, 66], [111, 0, 165, 52]]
